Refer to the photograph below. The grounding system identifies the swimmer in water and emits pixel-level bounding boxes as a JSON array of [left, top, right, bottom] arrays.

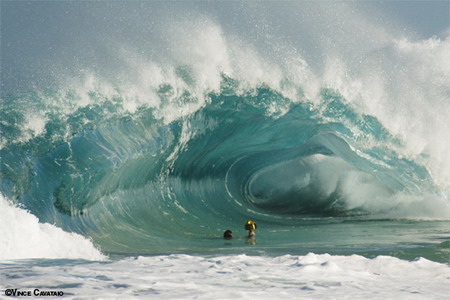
[[245, 220, 257, 238], [223, 229, 233, 240]]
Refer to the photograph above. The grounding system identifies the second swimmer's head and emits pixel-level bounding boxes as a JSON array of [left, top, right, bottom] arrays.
[[223, 230, 233, 239]]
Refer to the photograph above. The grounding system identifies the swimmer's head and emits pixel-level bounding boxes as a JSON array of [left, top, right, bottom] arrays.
[[223, 230, 233, 239]]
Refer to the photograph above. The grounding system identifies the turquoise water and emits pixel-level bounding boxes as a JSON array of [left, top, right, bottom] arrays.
[[2, 83, 449, 263], [1, 1, 449, 273]]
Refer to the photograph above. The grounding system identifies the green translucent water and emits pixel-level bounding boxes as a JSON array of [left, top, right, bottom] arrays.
[[2, 84, 449, 264]]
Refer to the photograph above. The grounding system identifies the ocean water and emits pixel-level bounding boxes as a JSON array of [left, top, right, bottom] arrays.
[[1, 1, 449, 299]]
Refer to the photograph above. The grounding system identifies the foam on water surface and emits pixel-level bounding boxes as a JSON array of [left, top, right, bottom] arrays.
[[0, 195, 105, 261], [1, 254, 449, 299], [1, 2, 450, 298]]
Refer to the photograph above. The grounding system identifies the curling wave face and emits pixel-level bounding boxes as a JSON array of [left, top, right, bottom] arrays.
[[1, 7, 449, 255], [1, 76, 448, 254]]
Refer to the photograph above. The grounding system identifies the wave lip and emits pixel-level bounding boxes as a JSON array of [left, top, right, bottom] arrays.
[[2, 81, 449, 255]]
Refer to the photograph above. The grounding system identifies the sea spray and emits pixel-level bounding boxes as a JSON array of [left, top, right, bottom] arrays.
[[1, 0, 449, 259], [1, 3, 449, 299]]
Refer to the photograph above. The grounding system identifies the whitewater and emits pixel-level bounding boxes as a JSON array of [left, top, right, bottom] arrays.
[[1, 1, 449, 299]]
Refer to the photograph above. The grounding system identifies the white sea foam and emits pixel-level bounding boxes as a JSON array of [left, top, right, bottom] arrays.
[[322, 36, 450, 192], [4, 4, 448, 221], [0, 195, 106, 261], [1, 253, 449, 299], [63, 16, 449, 196]]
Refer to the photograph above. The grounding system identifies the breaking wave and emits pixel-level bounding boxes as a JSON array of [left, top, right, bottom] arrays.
[[1, 3, 449, 255]]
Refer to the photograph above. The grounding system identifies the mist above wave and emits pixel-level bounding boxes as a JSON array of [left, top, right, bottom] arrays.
[[1, 2, 449, 256]]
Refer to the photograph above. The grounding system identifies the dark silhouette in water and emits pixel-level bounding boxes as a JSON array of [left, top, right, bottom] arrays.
[[223, 230, 233, 240]]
